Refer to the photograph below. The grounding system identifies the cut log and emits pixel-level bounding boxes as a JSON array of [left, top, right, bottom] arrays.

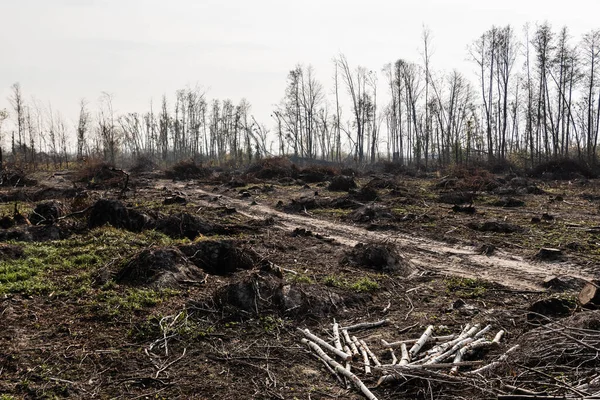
[[298, 328, 352, 361], [535, 247, 562, 261], [332, 322, 343, 352], [342, 319, 389, 331], [409, 325, 434, 358], [301, 339, 379, 400], [578, 280, 600, 308], [343, 329, 360, 357]]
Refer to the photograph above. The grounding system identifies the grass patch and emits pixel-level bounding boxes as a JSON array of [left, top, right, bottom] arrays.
[[323, 275, 380, 293], [0, 227, 182, 296], [445, 277, 489, 298]]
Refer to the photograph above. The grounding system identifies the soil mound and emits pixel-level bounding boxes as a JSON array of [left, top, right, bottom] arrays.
[[530, 158, 596, 180], [283, 197, 327, 213], [115, 247, 205, 288], [164, 160, 212, 180], [88, 199, 154, 232], [156, 213, 214, 240], [328, 175, 357, 192], [77, 163, 128, 188], [0, 225, 65, 242], [492, 197, 525, 207], [347, 205, 395, 223], [438, 191, 477, 204], [364, 177, 400, 190], [467, 220, 523, 233], [129, 155, 159, 174], [0, 169, 37, 187], [350, 186, 379, 201], [179, 240, 258, 275], [296, 165, 338, 183], [0, 244, 24, 260], [245, 157, 297, 180], [29, 201, 65, 225], [214, 271, 367, 317], [341, 243, 412, 274]]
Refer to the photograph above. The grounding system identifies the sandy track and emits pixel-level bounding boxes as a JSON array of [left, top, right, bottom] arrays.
[[182, 184, 595, 290]]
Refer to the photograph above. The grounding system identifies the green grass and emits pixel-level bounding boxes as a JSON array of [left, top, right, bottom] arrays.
[[323, 275, 380, 293], [445, 277, 489, 298], [0, 226, 181, 297]]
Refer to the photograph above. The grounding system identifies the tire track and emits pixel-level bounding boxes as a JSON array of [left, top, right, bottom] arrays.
[[184, 185, 595, 290]]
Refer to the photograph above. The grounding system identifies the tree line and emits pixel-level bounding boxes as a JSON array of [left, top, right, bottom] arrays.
[[1, 22, 599, 170]]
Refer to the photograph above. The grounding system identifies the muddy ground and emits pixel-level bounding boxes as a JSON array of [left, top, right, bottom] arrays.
[[1, 161, 600, 399]]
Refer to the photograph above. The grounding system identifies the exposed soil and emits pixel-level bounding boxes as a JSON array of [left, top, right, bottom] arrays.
[[2, 166, 600, 399]]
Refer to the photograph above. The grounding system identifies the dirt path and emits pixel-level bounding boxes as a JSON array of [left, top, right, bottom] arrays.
[[178, 184, 595, 290]]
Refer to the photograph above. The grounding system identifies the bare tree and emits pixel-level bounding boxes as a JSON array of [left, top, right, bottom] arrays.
[[582, 29, 600, 162], [77, 99, 90, 161], [98, 92, 119, 165]]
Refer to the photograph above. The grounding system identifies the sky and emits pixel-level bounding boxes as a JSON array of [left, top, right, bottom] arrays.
[[0, 0, 599, 140]]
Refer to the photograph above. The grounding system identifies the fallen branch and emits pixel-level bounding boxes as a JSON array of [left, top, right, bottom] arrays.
[[342, 320, 389, 332], [298, 328, 351, 361], [301, 339, 379, 400], [409, 325, 434, 358]]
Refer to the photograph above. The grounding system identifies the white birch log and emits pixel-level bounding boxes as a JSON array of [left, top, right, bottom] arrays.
[[426, 324, 479, 356], [355, 337, 371, 374], [298, 328, 351, 361], [342, 319, 389, 331], [409, 325, 434, 358], [466, 344, 519, 375], [301, 339, 379, 400], [389, 348, 398, 365], [493, 330, 505, 344], [425, 337, 474, 364], [474, 325, 492, 339], [449, 348, 463, 375], [343, 329, 360, 357], [378, 360, 484, 370], [400, 343, 410, 365], [360, 339, 381, 367], [460, 323, 472, 336], [344, 345, 353, 360], [333, 322, 343, 352], [382, 334, 456, 349]]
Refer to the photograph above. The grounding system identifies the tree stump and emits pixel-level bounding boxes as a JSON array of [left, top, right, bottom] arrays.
[[578, 280, 600, 308]]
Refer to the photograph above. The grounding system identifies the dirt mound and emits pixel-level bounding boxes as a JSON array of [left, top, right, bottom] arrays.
[[164, 159, 212, 180], [347, 205, 395, 223], [128, 155, 159, 174], [213, 271, 367, 317], [341, 243, 412, 274], [156, 213, 215, 240], [467, 220, 523, 233], [436, 167, 500, 192], [283, 197, 327, 213], [491, 197, 525, 207], [88, 199, 154, 232], [178, 240, 258, 275], [0, 244, 25, 260], [0, 169, 37, 187], [0, 225, 65, 242], [328, 175, 357, 192], [364, 177, 400, 190], [350, 186, 379, 201], [245, 157, 297, 180], [438, 191, 477, 204], [76, 162, 128, 188], [29, 201, 66, 225], [296, 165, 339, 183], [530, 158, 596, 180], [115, 247, 205, 288]]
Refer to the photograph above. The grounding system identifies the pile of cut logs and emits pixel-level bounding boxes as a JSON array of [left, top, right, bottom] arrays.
[[298, 320, 514, 400]]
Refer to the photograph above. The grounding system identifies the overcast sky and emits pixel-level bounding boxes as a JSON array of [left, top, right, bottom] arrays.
[[1, 0, 599, 136]]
